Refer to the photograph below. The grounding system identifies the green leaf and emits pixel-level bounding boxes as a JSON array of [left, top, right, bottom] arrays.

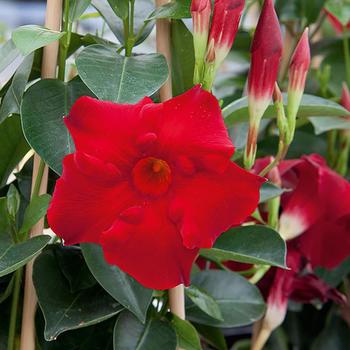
[[170, 314, 202, 350], [185, 285, 223, 322], [21, 77, 94, 174], [325, 0, 350, 26], [0, 54, 34, 123], [12, 25, 65, 56], [69, 0, 92, 22], [81, 243, 153, 323], [34, 246, 123, 341], [309, 116, 350, 134], [6, 184, 20, 219], [186, 270, 265, 328], [0, 40, 21, 75], [193, 324, 227, 350], [222, 94, 350, 126], [148, 0, 191, 20], [171, 20, 195, 96], [259, 182, 285, 203], [0, 197, 16, 257], [311, 312, 350, 350], [92, 0, 155, 45], [315, 256, 350, 288], [113, 311, 177, 350], [0, 115, 30, 188], [19, 194, 51, 235], [107, 0, 129, 19], [0, 235, 50, 277], [76, 44, 168, 103], [200, 225, 287, 268]]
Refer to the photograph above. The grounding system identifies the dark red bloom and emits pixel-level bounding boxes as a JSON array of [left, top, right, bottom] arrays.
[[256, 154, 350, 270], [48, 86, 263, 290]]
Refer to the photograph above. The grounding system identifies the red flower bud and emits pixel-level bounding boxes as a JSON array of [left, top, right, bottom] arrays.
[[248, 0, 283, 103], [206, 0, 245, 65], [287, 28, 310, 144], [288, 28, 311, 92], [244, 0, 283, 169], [191, 0, 212, 84]]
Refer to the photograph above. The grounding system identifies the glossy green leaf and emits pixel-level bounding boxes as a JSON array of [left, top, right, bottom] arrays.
[[0, 39, 21, 75], [19, 194, 51, 234], [113, 311, 177, 350], [185, 285, 223, 321], [0, 235, 51, 277], [81, 243, 153, 323], [259, 182, 285, 203], [193, 324, 227, 350], [12, 25, 65, 56], [315, 256, 350, 288], [186, 270, 265, 327], [92, 0, 155, 45], [69, 0, 92, 22], [107, 0, 128, 19], [6, 185, 20, 219], [223, 94, 350, 126], [34, 246, 123, 341], [200, 225, 286, 268], [309, 116, 350, 135], [171, 20, 195, 96], [0, 53, 33, 123], [21, 78, 94, 174], [311, 313, 350, 350], [76, 45, 168, 103], [148, 0, 191, 19], [170, 314, 202, 350], [325, 0, 350, 26], [0, 115, 30, 188]]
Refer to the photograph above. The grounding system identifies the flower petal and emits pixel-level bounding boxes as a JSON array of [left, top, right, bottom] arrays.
[[65, 96, 153, 169], [169, 162, 264, 249], [298, 215, 350, 269], [100, 200, 198, 290], [138, 86, 234, 171], [47, 153, 138, 245]]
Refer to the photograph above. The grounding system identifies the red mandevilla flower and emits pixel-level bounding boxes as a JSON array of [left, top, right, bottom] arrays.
[[256, 154, 350, 270], [47, 86, 264, 290], [244, 0, 283, 169]]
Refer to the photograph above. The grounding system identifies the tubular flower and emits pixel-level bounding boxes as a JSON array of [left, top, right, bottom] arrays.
[[341, 82, 350, 113], [244, 0, 283, 169], [287, 28, 311, 144], [48, 86, 264, 290], [202, 0, 245, 90], [258, 247, 345, 335], [255, 154, 350, 269], [191, 0, 212, 84]]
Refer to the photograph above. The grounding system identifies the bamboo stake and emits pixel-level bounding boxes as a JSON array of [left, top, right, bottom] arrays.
[[155, 0, 186, 324], [20, 1, 62, 349]]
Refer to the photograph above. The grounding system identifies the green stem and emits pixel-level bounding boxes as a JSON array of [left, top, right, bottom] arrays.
[[32, 159, 46, 198], [327, 130, 338, 168], [343, 28, 350, 86], [7, 269, 23, 350], [58, 0, 71, 81]]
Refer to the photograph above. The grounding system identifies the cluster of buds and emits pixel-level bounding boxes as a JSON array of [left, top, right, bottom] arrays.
[[191, 0, 245, 90], [244, 2, 310, 170]]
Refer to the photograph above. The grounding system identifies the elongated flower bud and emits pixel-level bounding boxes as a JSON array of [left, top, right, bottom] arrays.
[[341, 82, 350, 113], [286, 28, 310, 144], [324, 9, 350, 34], [244, 0, 283, 169], [201, 0, 245, 90], [191, 0, 212, 84]]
